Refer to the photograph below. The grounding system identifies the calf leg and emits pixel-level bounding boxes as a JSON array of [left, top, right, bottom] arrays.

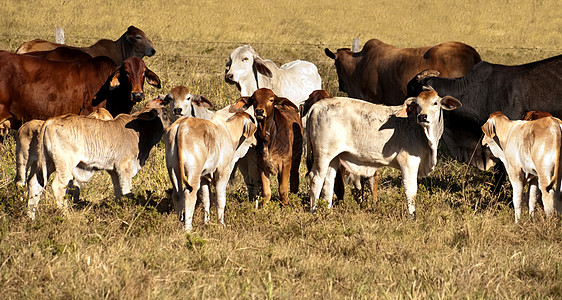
[[183, 177, 200, 232], [261, 171, 272, 206], [237, 148, 261, 203], [200, 178, 211, 224], [278, 162, 292, 205], [320, 160, 339, 209], [528, 177, 539, 219], [215, 177, 228, 226], [539, 177, 555, 217], [401, 158, 420, 219], [508, 172, 525, 223], [309, 157, 332, 213]]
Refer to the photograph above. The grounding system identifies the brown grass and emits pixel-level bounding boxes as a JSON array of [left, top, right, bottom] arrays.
[[0, 0, 562, 299]]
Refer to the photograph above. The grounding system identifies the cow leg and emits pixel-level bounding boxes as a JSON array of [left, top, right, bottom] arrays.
[[215, 177, 228, 226], [334, 168, 345, 201], [538, 176, 555, 218], [166, 162, 184, 221], [27, 166, 45, 220], [401, 158, 420, 219], [51, 171, 72, 212], [278, 162, 293, 206], [236, 148, 261, 203], [309, 157, 332, 213], [320, 160, 339, 209], [200, 178, 211, 224], [183, 177, 200, 232], [369, 171, 379, 204], [528, 177, 539, 219], [507, 171, 525, 223], [108, 171, 124, 199], [261, 171, 272, 206]]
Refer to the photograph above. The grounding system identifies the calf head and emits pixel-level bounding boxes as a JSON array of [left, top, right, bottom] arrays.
[[162, 85, 213, 117], [300, 89, 330, 117], [93, 57, 161, 115], [124, 26, 156, 58], [224, 45, 273, 92], [397, 86, 461, 128], [230, 88, 298, 139], [324, 47, 354, 94], [226, 112, 258, 150], [481, 111, 509, 161]]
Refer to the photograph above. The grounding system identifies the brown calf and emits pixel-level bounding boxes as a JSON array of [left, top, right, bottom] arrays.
[[230, 88, 303, 205]]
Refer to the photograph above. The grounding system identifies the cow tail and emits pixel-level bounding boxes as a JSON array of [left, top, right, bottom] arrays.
[[547, 123, 562, 194], [36, 119, 50, 187], [176, 126, 193, 193]]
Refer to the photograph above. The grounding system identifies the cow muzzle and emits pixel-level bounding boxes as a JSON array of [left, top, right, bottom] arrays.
[[131, 92, 145, 102], [417, 114, 428, 124], [225, 73, 237, 85], [255, 109, 266, 120], [173, 108, 183, 116]]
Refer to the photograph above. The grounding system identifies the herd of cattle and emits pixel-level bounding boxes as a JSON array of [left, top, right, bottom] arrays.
[[3, 26, 562, 230]]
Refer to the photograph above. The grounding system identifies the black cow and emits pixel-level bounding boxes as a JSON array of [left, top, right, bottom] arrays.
[[407, 55, 562, 171]]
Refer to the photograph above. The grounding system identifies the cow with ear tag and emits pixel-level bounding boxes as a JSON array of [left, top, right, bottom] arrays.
[[230, 88, 303, 207], [306, 86, 461, 218]]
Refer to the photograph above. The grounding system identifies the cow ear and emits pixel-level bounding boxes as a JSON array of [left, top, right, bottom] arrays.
[[229, 97, 252, 112], [136, 109, 159, 121], [274, 97, 299, 111], [145, 68, 161, 88], [243, 114, 257, 138], [109, 70, 121, 90], [324, 48, 336, 59], [193, 95, 213, 108], [440, 96, 462, 111], [254, 57, 273, 78], [481, 119, 496, 139], [396, 97, 417, 118]]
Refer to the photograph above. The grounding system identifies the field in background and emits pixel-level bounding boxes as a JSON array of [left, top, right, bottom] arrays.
[[0, 0, 561, 298]]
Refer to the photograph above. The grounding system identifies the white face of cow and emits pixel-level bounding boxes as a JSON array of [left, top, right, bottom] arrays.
[[164, 86, 193, 118], [399, 89, 462, 129], [225, 45, 255, 86]]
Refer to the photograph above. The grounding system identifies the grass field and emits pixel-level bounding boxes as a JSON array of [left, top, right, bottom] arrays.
[[1, 0, 562, 299]]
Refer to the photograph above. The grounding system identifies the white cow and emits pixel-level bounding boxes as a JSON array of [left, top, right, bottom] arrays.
[[306, 88, 461, 217], [225, 45, 322, 106], [481, 112, 562, 222], [27, 100, 166, 219], [163, 107, 257, 231]]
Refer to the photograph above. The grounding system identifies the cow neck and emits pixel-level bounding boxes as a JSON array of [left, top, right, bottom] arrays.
[[420, 108, 445, 171], [493, 117, 515, 152], [116, 34, 128, 65]]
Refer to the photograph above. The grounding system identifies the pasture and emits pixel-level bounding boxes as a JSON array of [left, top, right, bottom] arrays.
[[1, 0, 561, 298]]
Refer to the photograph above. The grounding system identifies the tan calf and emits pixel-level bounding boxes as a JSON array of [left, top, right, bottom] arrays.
[[482, 111, 562, 222]]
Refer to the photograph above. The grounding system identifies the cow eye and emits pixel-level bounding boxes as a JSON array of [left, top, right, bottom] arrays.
[[433, 102, 438, 105], [242, 57, 249, 62], [135, 35, 142, 40]]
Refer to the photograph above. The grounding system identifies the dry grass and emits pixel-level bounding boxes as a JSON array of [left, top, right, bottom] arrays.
[[1, 0, 562, 299]]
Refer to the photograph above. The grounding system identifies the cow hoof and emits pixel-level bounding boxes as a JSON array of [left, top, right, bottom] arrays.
[[408, 211, 416, 220]]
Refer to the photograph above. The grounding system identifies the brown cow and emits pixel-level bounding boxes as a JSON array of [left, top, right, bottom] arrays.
[[16, 26, 156, 65], [24, 47, 93, 63], [0, 52, 160, 132], [324, 39, 481, 105], [230, 88, 303, 206]]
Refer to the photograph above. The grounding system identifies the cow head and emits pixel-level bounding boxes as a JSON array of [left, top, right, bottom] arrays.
[[325, 47, 355, 94], [406, 69, 441, 98], [481, 111, 509, 163], [162, 85, 213, 118], [109, 57, 161, 102], [230, 88, 298, 139], [300, 89, 330, 117], [124, 26, 156, 58], [225, 45, 273, 96], [397, 87, 462, 128]]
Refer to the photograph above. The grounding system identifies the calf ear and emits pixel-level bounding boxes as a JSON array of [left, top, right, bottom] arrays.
[[254, 57, 273, 78], [324, 48, 336, 59], [145, 68, 161, 89], [440, 96, 462, 111], [193, 95, 213, 108], [243, 115, 257, 138], [481, 120, 496, 139], [229, 96, 252, 112], [109, 70, 121, 90], [274, 97, 299, 111], [396, 97, 417, 118]]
